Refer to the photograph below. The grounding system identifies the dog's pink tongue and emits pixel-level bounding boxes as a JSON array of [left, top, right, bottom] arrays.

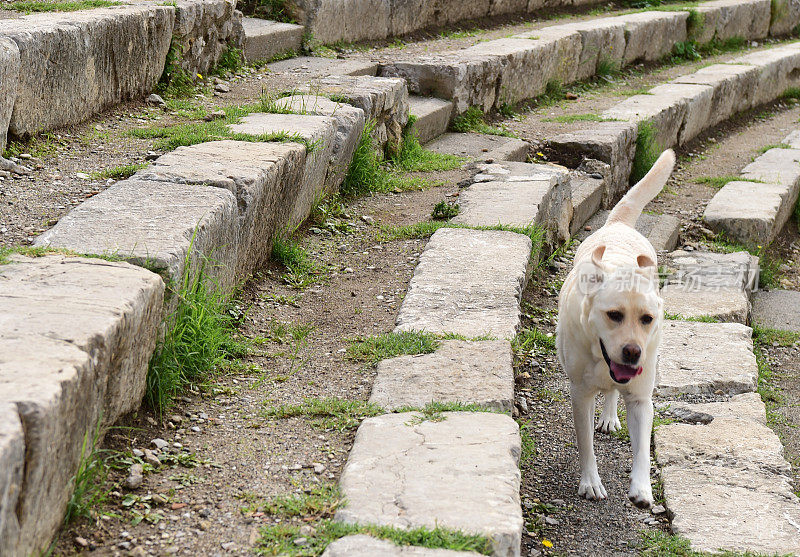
[[610, 361, 643, 380]]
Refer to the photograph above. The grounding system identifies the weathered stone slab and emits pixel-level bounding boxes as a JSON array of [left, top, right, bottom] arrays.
[[741, 146, 800, 187], [703, 180, 797, 246], [454, 161, 571, 244], [569, 171, 604, 235], [0, 4, 173, 137], [0, 255, 164, 557], [134, 140, 306, 277], [395, 228, 531, 339], [662, 392, 767, 425], [547, 121, 637, 206], [578, 210, 680, 252], [408, 96, 453, 144], [615, 11, 688, 63], [35, 178, 238, 294], [322, 535, 482, 556], [661, 249, 757, 323], [229, 113, 337, 227], [293, 0, 391, 43], [274, 95, 366, 190], [769, 0, 800, 35], [656, 321, 757, 397], [673, 64, 759, 127], [729, 43, 800, 106], [369, 340, 514, 412], [0, 38, 19, 152], [336, 412, 523, 557], [299, 75, 408, 155], [426, 133, 529, 163], [752, 289, 800, 333], [696, 0, 771, 42], [172, 0, 244, 76], [241, 17, 303, 63], [267, 55, 378, 77], [553, 20, 626, 80]]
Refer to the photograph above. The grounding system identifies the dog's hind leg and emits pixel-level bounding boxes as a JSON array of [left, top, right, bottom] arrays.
[[570, 383, 607, 500], [596, 389, 621, 433], [623, 393, 654, 509]]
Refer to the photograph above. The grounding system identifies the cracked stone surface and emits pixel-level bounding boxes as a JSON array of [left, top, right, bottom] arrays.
[[336, 412, 522, 557], [0, 255, 164, 556], [656, 321, 757, 397], [369, 340, 514, 412], [322, 535, 483, 556], [394, 228, 531, 339]]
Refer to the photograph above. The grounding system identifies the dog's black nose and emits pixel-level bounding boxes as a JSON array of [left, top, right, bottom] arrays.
[[622, 344, 641, 364]]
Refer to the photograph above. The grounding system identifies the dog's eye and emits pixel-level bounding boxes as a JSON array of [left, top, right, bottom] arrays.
[[606, 311, 624, 322], [641, 315, 653, 325]]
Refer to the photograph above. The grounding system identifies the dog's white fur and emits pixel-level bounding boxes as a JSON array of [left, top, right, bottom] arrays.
[[556, 150, 675, 508]]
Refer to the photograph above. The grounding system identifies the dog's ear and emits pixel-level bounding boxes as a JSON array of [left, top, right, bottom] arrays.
[[637, 254, 656, 268], [636, 253, 659, 284], [577, 245, 607, 297], [591, 245, 606, 269]]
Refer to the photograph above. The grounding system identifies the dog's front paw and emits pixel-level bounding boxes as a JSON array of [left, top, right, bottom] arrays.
[[595, 414, 621, 433], [578, 476, 607, 501], [628, 481, 654, 509]]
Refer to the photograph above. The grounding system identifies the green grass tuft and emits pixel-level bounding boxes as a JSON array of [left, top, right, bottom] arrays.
[[758, 142, 792, 154], [431, 201, 460, 220], [91, 163, 148, 181], [451, 106, 515, 137], [664, 312, 720, 322], [271, 236, 327, 289], [544, 113, 619, 123], [631, 121, 661, 184], [694, 175, 746, 188], [214, 45, 245, 76], [686, 8, 705, 40], [5, 0, 119, 12], [64, 422, 107, 524], [781, 86, 800, 100], [513, 327, 556, 355], [392, 120, 465, 172], [262, 483, 342, 517], [262, 398, 384, 431], [346, 331, 441, 363], [596, 56, 620, 77]]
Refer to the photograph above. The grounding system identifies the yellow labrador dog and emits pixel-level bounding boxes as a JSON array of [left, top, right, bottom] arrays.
[[556, 149, 675, 509]]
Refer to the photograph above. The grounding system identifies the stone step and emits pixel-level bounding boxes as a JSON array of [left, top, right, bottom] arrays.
[[569, 170, 604, 236], [378, 0, 785, 115], [453, 160, 572, 246], [426, 133, 529, 163], [408, 96, 453, 145], [241, 17, 303, 64], [576, 210, 681, 252], [267, 56, 378, 77], [394, 227, 531, 339], [322, 535, 482, 556], [368, 340, 514, 412], [656, 321, 758, 398], [704, 136, 800, 246], [752, 289, 800, 333], [336, 412, 523, 557], [661, 250, 759, 323], [0, 255, 164, 557], [655, 395, 800, 555], [35, 178, 239, 296]]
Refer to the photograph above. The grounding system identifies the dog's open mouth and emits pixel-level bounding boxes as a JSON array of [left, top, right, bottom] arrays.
[[600, 340, 642, 384]]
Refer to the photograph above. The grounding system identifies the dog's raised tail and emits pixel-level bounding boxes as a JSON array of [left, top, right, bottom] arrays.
[[606, 149, 676, 227]]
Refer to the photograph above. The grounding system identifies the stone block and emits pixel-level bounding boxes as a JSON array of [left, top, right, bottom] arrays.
[[578, 210, 680, 252], [241, 17, 303, 63], [0, 255, 163, 556], [266, 55, 378, 77], [569, 171, 604, 235], [555, 20, 626, 80], [134, 140, 307, 276], [369, 340, 514, 411], [673, 64, 759, 126], [752, 289, 800, 332], [0, 38, 20, 153], [656, 321, 757, 397], [769, 0, 800, 35], [616, 11, 688, 63], [322, 535, 482, 556], [662, 392, 767, 425], [173, 0, 245, 76], [729, 43, 800, 106], [395, 228, 531, 339], [336, 412, 523, 557], [426, 133, 530, 162], [662, 287, 750, 323], [408, 96, 453, 144], [0, 5, 174, 137], [696, 0, 771, 42], [35, 178, 239, 295]]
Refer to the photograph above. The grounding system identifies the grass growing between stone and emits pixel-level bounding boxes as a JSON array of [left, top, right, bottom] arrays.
[[262, 398, 384, 431], [345, 331, 441, 363], [271, 236, 328, 288], [664, 312, 720, 322], [91, 162, 149, 180], [392, 118, 464, 172], [694, 175, 747, 189], [544, 114, 620, 123], [639, 529, 784, 556], [753, 325, 800, 432], [631, 121, 661, 184], [452, 106, 516, 137], [64, 423, 108, 525], [379, 221, 545, 254], [0, 245, 127, 265], [5, 0, 119, 12], [704, 233, 784, 289]]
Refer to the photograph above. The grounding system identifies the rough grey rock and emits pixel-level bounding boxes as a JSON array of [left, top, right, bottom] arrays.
[[426, 133, 529, 162], [241, 17, 302, 63], [134, 140, 306, 277], [673, 63, 759, 127], [369, 340, 514, 411], [769, 0, 800, 35], [267, 56, 378, 77], [229, 113, 337, 227], [395, 228, 531, 339], [336, 412, 523, 557], [408, 96, 453, 144], [273, 95, 366, 190], [696, 0, 771, 43], [577, 210, 680, 252], [547, 121, 637, 206], [656, 321, 757, 397], [35, 178, 238, 296], [662, 287, 750, 324], [322, 536, 482, 556], [663, 392, 767, 426], [0, 4, 173, 137], [569, 170, 604, 235], [0, 38, 20, 152], [454, 161, 572, 245], [752, 289, 800, 333], [298, 75, 408, 156], [730, 43, 800, 106], [552, 20, 626, 80], [0, 255, 164, 557], [172, 0, 244, 76], [616, 11, 688, 63]]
